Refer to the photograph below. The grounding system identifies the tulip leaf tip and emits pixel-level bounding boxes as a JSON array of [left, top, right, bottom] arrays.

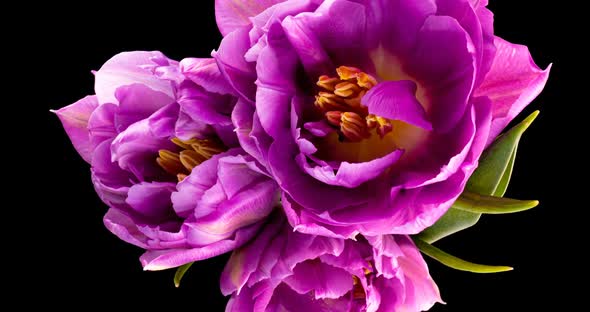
[[174, 262, 194, 288], [413, 237, 513, 274]]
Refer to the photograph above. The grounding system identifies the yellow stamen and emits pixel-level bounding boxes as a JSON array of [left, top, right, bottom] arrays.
[[336, 66, 362, 80], [317, 75, 340, 91], [157, 137, 226, 182], [325, 111, 343, 127], [334, 82, 361, 98], [315, 66, 387, 142], [179, 150, 206, 171], [156, 150, 185, 176], [366, 114, 393, 138]]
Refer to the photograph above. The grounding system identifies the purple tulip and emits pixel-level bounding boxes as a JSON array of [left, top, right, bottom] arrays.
[[55, 51, 279, 270], [221, 214, 442, 311], [214, 0, 550, 238]]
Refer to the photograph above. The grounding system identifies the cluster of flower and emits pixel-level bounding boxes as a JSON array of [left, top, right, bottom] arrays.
[[54, 1, 549, 311]]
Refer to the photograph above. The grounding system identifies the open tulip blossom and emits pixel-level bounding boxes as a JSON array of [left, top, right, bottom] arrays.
[[54, 0, 549, 311]]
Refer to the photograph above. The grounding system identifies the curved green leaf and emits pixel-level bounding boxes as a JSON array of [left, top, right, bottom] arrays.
[[174, 262, 194, 288], [416, 208, 482, 244], [493, 149, 516, 197], [453, 191, 538, 214], [413, 238, 513, 273], [467, 110, 539, 195], [416, 111, 539, 243]]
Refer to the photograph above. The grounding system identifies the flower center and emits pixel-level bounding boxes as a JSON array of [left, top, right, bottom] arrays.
[[315, 66, 392, 142], [156, 137, 225, 182]]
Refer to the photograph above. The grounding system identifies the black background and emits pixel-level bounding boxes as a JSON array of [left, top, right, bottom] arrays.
[[17, 0, 579, 310]]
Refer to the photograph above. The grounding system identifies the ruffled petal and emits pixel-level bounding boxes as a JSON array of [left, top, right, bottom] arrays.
[[140, 222, 261, 270], [94, 51, 175, 104], [297, 149, 403, 188], [215, 0, 285, 36], [110, 118, 175, 182], [214, 27, 258, 101], [406, 15, 477, 132], [362, 80, 432, 130], [180, 58, 236, 95], [53, 95, 98, 163], [475, 37, 551, 145], [88, 103, 118, 149], [114, 83, 175, 132], [103, 208, 150, 249], [284, 260, 352, 299], [254, 22, 299, 139], [126, 181, 177, 221], [220, 214, 286, 295], [177, 81, 234, 126]]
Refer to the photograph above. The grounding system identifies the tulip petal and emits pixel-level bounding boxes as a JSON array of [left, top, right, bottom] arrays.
[[53, 95, 98, 163], [284, 260, 352, 299], [215, 0, 285, 36], [362, 80, 432, 130], [475, 37, 551, 145], [180, 58, 235, 95], [94, 51, 175, 104]]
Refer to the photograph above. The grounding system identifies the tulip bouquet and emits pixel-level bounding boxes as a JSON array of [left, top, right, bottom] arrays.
[[54, 0, 549, 311]]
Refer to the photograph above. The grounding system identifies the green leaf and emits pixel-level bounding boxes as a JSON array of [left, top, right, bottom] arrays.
[[467, 110, 539, 195], [453, 191, 538, 214], [493, 149, 516, 197], [416, 111, 539, 243], [174, 262, 194, 288], [416, 208, 482, 244], [413, 238, 513, 273]]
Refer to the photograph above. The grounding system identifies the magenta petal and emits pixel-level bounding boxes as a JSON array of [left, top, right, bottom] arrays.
[[192, 177, 277, 237], [298, 149, 404, 188], [231, 99, 267, 165], [180, 58, 235, 95], [407, 15, 476, 132], [395, 236, 443, 310], [214, 27, 258, 101], [255, 22, 299, 138], [103, 208, 149, 249], [366, 0, 436, 56], [226, 287, 256, 312], [435, 0, 494, 87], [172, 151, 229, 218], [114, 84, 175, 132], [140, 223, 261, 270], [53, 95, 98, 163], [281, 15, 333, 78], [220, 214, 286, 295], [362, 80, 432, 130], [284, 261, 352, 299], [90, 139, 132, 202], [94, 51, 175, 104], [269, 284, 349, 312], [215, 0, 285, 36], [175, 110, 211, 141], [88, 103, 118, 150], [176, 82, 234, 126], [110, 119, 174, 181], [475, 36, 551, 145], [303, 121, 333, 137], [282, 193, 359, 240], [126, 182, 176, 220]]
